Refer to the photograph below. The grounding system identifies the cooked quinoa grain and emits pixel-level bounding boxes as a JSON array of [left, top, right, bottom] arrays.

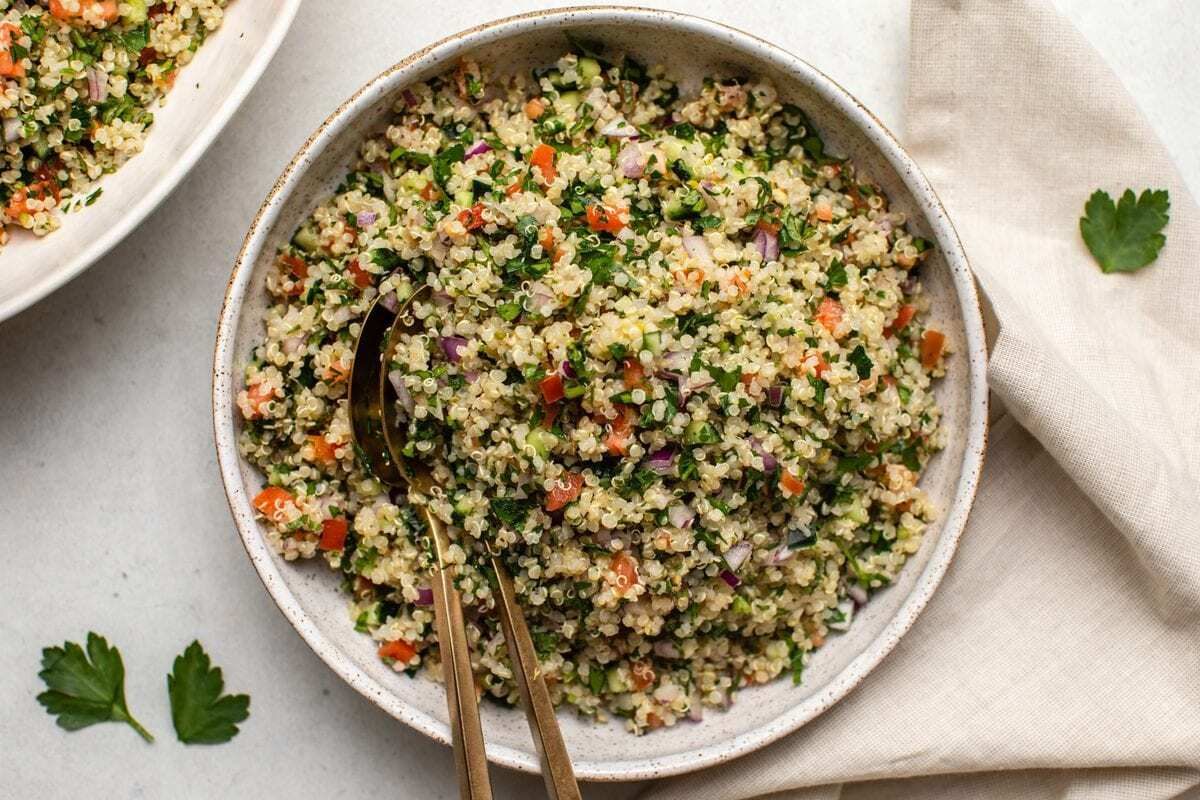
[[239, 53, 948, 732], [0, 0, 231, 245]]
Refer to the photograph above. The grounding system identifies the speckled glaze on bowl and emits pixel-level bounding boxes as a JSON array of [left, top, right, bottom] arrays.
[[213, 7, 988, 782]]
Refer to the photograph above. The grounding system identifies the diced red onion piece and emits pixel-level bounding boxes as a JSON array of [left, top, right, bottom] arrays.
[[878, 218, 893, 234], [86, 67, 107, 103], [847, 584, 869, 605], [724, 541, 752, 572], [415, 587, 434, 606], [667, 504, 695, 529], [663, 349, 694, 371], [402, 88, 418, 107], [749, 437, 777, 473], [681, 235, 714, 269], [719, 570, 741, 588], [439, 336, 468, 363], [378, 291, 399, 313], [645, 447, 676, 475], [432, 291, 453, 307], [464, 371, 480, 384], [767, 385, 783, 407], [388, 370, 414, 416], [617, 142, 644, 178], [464, 140, 492, 159], [528, 282, 555, 316], [356, 210, 378, 228], [600, 117, 638, 138], [558, 359, 575, 380], [653, 640, 681, 659], [3, 117, 21, 144], [753, 227, 780, 261], [768, 544, 794, 565]]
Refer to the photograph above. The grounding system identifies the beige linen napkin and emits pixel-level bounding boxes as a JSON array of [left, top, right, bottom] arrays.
[[642, 1, 1200, 798]]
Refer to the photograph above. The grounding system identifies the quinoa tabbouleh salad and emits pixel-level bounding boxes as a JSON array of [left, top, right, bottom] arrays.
[[0, 0, 231, 246], [238, 50, 949, 732]]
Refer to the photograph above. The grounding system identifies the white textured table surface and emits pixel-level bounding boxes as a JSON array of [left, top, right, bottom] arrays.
[[2, 2, 1196, 798]]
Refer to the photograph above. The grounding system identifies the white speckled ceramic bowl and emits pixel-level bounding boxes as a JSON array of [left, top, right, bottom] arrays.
[[0, 0, 300, 323], [213, 7, 988, 781]]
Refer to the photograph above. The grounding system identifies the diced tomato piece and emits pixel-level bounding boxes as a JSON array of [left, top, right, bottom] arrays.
[[457, 202, 486, 231], [920, 329, 946, 368], [0, 23, 25, 79], [319, 518, 349, 551], [755, 220, 780, 235], [779, 470, 805, 497], [378, 639, 417, 664], [530, 143, 557, 185], [505, 180, 523, 197], [545, 472, 584, 512], [539, 226, 556, 254], [732, 268, 751, 295], [604, 407, 635, 456], [50, 0, 118, 21], [307, 435, 338, 465], [420, 182, 440, 201], [147, 2, 169, 18], [815, 297, 843, 336], [622, 358, 645, 389], [281, 254, 307, 279], [609, 551, 639, 591], [585, 204, 626, 235], [810, 352, 830, 378], [630, 660, 655, 691], [539, 373, 564, 404], [524, 98, 545, 120], [884, 304, 916, 338], [4, 189, 28, 219], [814, 203, 833, 222], [243, 382, 276, 419], [347, 259, 373, 290], [252, 486, 294, 524]]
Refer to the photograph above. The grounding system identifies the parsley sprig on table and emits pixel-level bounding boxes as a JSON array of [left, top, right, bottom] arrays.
[[1080, 188, 1170, 273], [37, 632, 155, 742], [36, 633, 250, 746], [168, 641, 251, 745]]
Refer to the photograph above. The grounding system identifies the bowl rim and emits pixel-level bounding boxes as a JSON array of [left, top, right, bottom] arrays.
[[0, 0, 303, 324], [212, 5, 989, 782]]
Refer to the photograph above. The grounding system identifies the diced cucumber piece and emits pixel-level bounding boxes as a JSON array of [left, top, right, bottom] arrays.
[[662, 138, 685, 161], [454, 190, 474, 209], [525, 429, 558, 458], [291, 224, 320, 253], [640, 330, 662, 355], [452, 494, 472, 517], [826, 599, 855, 632], [121, 0, 147, 23], [731, 595, 751, 615], [684, 420, 719, 445], [555, 90, 581, 111], [577, 57, 602, 81], [606, 667, 628, 694]]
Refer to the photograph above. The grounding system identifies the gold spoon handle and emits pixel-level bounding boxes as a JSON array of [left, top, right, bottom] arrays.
[[490, 558, 582, 800], [425, 507, 493, 800]]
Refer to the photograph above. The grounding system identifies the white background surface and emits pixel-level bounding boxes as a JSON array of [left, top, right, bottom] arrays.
[[1, 2, 1196, 798]]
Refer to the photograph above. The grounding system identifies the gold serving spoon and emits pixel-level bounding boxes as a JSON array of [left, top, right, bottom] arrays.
[[351, 285, 581, 800], [349, 287, 491, 800]]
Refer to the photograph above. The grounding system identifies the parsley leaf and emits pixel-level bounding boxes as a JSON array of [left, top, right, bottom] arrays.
[[490, 496, 531, 529], [168, 641, 250, 745], [1080, 188, 1170, 273], [847, 345, 873, 379], [37, 632, 154, 742]]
